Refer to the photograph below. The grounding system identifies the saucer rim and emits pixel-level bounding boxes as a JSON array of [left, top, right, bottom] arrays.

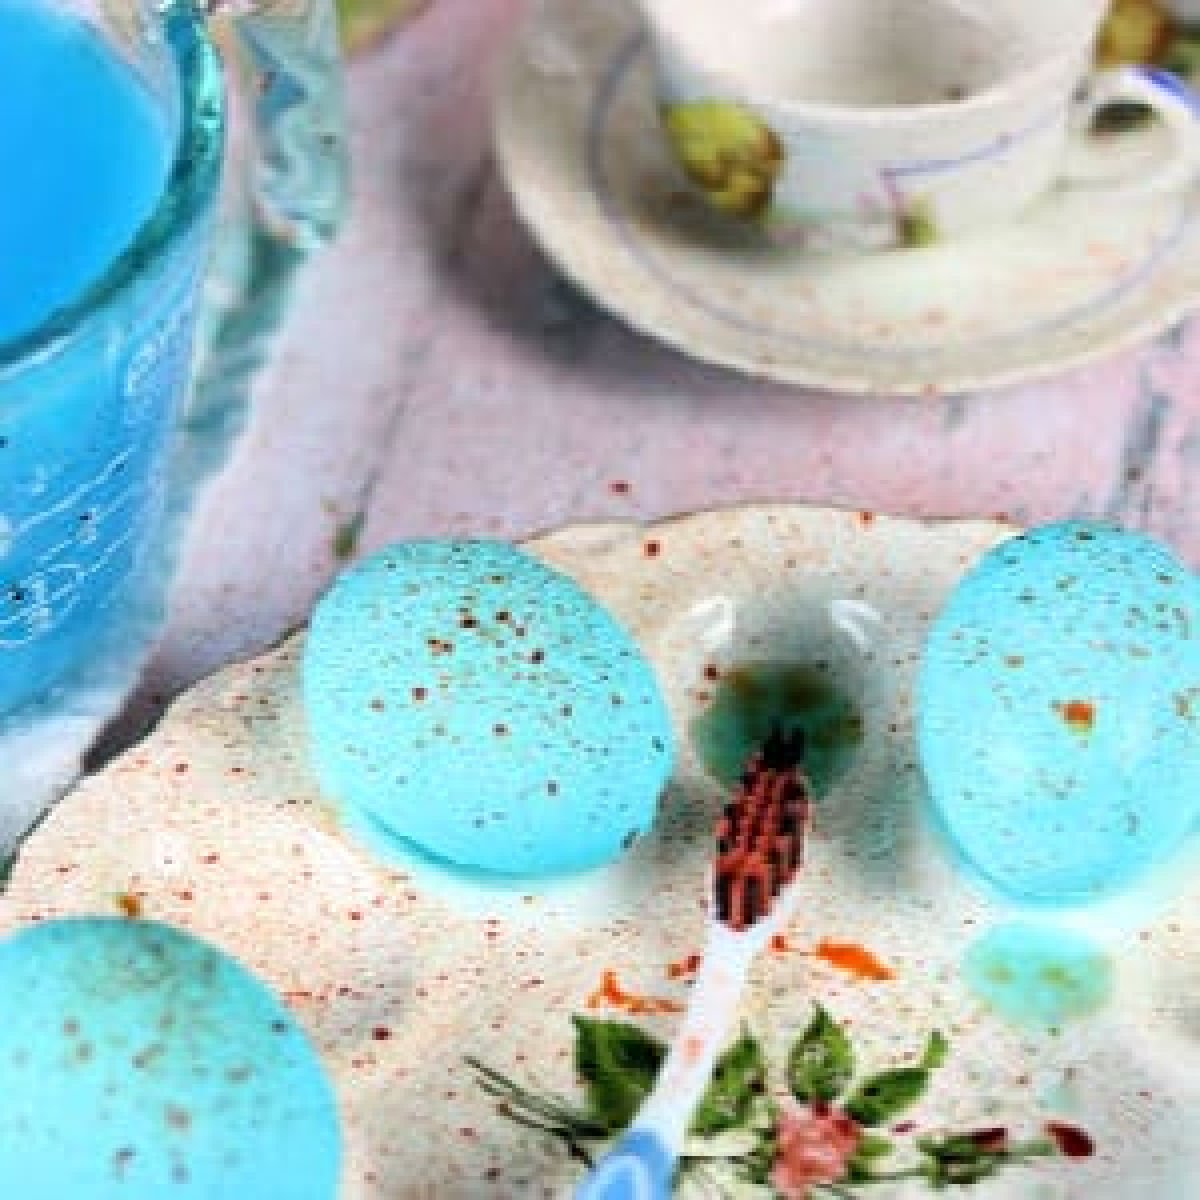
[[492, 0, 1200, 396]]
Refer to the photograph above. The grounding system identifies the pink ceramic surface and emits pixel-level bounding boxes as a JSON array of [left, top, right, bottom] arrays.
[[57, 0, 1200, 796]]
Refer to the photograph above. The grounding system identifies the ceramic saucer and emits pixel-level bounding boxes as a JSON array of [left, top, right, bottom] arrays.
[[492, 0, 1200, 395], [4, 506, 1199, 1197]]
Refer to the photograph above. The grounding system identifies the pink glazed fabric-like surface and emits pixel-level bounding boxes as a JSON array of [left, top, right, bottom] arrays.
[[122, 0, 1200, 737]]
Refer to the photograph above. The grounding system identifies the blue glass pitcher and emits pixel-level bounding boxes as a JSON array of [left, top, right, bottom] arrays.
[[0, 0, 347, 718]]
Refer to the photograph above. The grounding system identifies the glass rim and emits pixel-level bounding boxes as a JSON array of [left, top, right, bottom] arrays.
[[0, 2, 225, 374]]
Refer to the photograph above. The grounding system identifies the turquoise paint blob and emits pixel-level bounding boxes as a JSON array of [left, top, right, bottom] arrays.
[[303, 540, 676, 876], [963, 923, 1113, 1030], [0, 919, 341, 1199], [0, 0, 172, 342], [918, 521, 1200, 906]]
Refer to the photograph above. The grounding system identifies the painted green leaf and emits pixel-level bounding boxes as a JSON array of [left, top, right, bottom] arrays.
[[572, 1016, 665, 1132], [845, 1132, 896, 1182], [787, 1005, 855, 1103], [691, 1029, 767, 1136], [845, 1067, 930, 1127], [920, 1029, 950, 1070]]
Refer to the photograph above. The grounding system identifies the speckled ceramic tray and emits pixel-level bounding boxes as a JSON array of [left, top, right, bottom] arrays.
[[3, 506, 1199, 1198], [493, 0, 1200, 396]]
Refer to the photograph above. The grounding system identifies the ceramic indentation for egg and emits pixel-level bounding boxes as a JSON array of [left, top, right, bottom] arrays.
[[301, 539, 675, 875], [919, 520, 1200, 906], [0, 918, 340, 1199]]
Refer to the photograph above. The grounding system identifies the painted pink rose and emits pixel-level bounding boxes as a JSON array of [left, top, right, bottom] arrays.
[[771, 1100, 862, 1199]]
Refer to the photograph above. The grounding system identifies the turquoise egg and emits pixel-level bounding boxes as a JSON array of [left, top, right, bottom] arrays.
[[0, 918, 341, 1199], [918, 521, 1200, 905], [302, 539, 675, 875]]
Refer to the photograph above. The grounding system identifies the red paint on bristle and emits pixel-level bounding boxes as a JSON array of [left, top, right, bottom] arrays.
[[714, 729, 810, 930]]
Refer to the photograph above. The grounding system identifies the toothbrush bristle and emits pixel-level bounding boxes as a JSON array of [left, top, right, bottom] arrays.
[[714, 726, 811, 931]]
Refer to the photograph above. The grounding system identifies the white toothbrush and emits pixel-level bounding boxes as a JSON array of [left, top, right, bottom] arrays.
[[575, 729, 812, 1200]]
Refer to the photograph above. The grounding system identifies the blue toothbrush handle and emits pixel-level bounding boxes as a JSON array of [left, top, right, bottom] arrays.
[[573, 1129, 676, 1199]]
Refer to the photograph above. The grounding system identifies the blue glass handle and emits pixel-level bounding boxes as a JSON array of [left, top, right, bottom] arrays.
[[574, 1130, 676, 1200]]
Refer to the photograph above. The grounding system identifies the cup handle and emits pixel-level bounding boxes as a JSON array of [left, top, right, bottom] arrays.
[[1063, 65, 1200, 197]]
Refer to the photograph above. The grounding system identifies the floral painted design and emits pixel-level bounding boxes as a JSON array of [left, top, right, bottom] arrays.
[[662, 100, 785, 220], [1093, 0, 1200, 131], [469, 1005, 1090, 1197], [1098, 0, 1176, 68]]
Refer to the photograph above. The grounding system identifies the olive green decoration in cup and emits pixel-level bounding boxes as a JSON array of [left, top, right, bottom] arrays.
[[661, 100, 785, 220]]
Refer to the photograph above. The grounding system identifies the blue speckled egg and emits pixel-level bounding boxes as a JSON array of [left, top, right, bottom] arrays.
[[918, 521, 1200, 906], [0, 918, 341, 1200], [302, 539, 675, 875]]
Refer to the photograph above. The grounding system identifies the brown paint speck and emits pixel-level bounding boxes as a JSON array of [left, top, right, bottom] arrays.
[[703, 664, 721, 682], [643, 539, 661, 558], [165, 1104, 191, 1132], [411, 687, 427, 702], [116, 892, 143, 920], [369, 697, 386, 712], [609, 480, 631, 495], [858, 510, 875, 526], [371, 1026, 392, 1041]]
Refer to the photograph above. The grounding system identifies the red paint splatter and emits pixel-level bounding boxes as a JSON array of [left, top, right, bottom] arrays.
[[1046, 1122, 1095, 1159], [813, 939, 895, 982], [667, 953, 702, 979], [586, 970, 684, 1016]]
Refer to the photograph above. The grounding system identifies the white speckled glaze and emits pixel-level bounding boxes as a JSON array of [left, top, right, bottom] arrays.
[[3, 506, 1199, 1197], [494, 0, 1200, 392]]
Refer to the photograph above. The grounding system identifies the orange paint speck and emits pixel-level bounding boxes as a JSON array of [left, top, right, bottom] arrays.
[[587, 970, 684, 1016], [770, 934, 792, 954], [667, 953, 702, 979], [1055, 700, 1096, 734], [115, 892, 144, 920], [813, 939, 895, 982]]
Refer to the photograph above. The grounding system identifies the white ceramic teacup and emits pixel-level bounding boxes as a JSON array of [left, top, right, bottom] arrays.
[[638, 0, 1200, 250]]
